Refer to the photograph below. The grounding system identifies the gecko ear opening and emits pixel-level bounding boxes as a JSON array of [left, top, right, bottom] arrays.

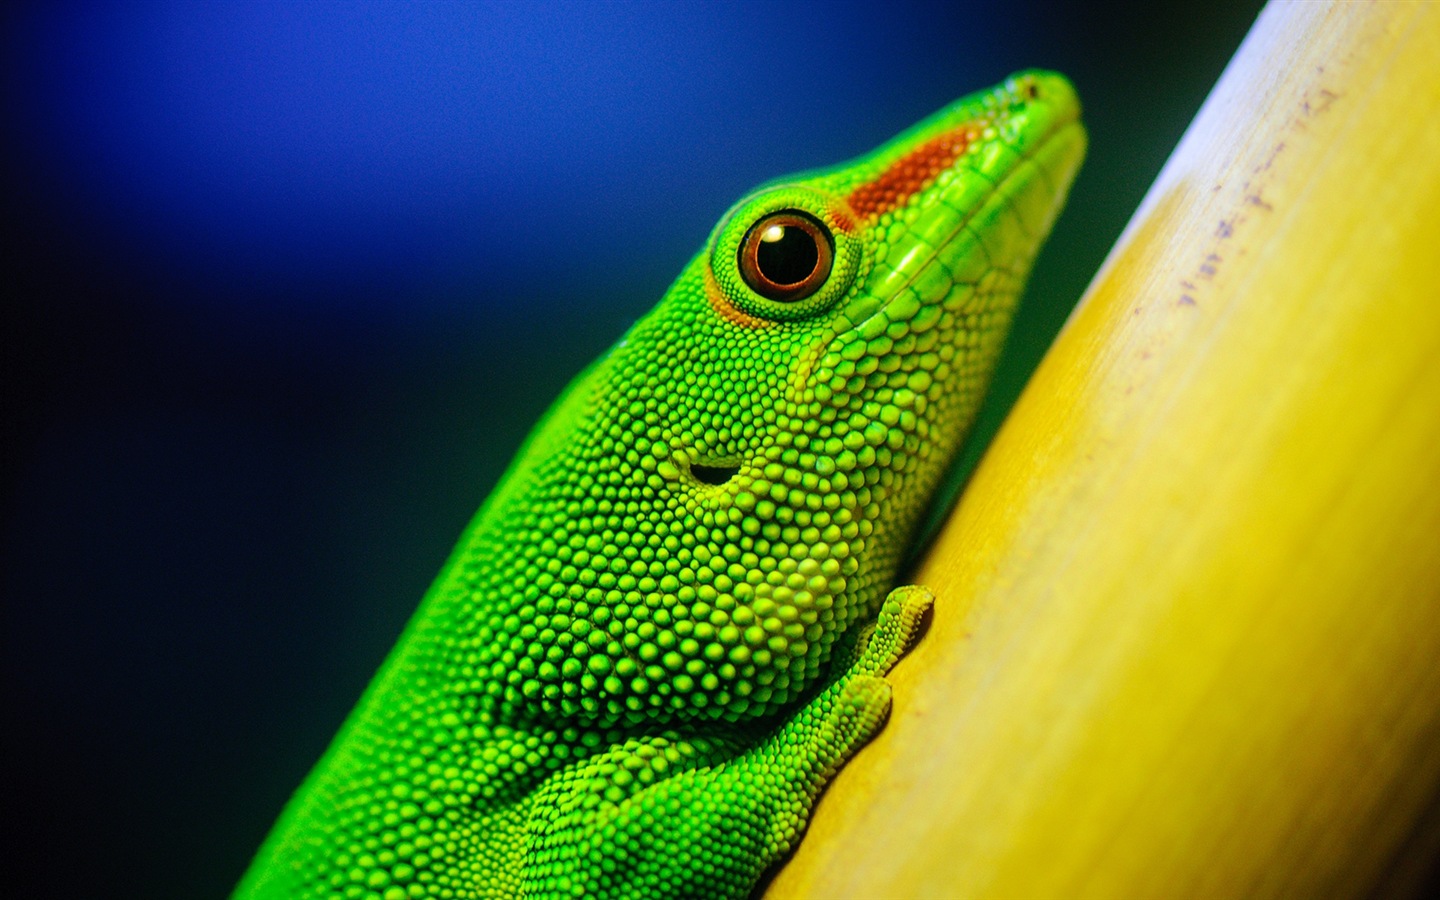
[[690, 462, 741, 486]]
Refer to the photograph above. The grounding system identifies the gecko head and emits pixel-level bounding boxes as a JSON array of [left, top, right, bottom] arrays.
[[480, 73, 1084, 727], [683, 70, 1085, 482]]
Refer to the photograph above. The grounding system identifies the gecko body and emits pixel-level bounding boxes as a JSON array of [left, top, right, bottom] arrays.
[[239, 71, 1085, 900]]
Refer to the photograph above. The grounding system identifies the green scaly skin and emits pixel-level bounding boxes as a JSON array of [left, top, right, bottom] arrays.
[[238, 71, 1084, 900]]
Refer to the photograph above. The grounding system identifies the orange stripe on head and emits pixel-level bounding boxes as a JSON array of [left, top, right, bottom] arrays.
[[847, 123, 981, 220], [704, 265, 771, 329], [829, 204, 858, 236]]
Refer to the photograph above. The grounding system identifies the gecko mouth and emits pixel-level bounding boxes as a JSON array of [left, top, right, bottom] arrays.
[[690, 461, 741, 485]]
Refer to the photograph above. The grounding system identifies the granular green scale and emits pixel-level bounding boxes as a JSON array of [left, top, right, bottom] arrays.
[[238, 71, 1084, 900]]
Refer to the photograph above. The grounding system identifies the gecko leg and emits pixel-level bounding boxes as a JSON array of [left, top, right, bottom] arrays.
[[521, 585, 934, 900]]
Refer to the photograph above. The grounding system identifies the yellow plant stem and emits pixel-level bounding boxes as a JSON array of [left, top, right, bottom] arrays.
[[768, 1, 1440, 897]]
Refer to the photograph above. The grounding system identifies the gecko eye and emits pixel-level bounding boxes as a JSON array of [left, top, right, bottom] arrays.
[[738, 211, 834, 302]]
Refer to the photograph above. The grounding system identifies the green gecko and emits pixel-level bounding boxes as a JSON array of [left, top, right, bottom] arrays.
[[237, 70, 1084, 900]]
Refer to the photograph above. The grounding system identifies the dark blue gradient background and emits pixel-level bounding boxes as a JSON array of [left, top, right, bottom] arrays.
[[3, 2, 1262, 896]]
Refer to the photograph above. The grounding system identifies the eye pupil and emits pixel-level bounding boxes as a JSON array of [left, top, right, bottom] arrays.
[[739, 211, 834, 302], [755, 223, 820, 287]]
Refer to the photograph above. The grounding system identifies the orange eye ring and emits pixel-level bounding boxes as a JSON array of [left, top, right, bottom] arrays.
[[737, 210, 834, 302]]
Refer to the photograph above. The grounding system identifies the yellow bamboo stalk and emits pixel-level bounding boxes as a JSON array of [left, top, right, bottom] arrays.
[[766, 2, 1440, 897]]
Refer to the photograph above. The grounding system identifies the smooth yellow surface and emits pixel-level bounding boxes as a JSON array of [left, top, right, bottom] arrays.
[[767, 2, 1440, 897]]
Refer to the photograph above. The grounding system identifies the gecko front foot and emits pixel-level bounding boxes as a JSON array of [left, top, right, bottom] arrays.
[[852, 584, 935, 677], [812, 584, 935, 771]]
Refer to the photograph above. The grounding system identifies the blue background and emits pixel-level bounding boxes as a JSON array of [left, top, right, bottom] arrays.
[[4, 1, 1263, 895]]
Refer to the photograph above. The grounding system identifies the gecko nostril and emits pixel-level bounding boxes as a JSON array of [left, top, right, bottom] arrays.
[[690, 462, 741, 486]]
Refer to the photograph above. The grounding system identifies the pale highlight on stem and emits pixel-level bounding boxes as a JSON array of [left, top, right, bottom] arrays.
[[768, 2, 1440, 897]]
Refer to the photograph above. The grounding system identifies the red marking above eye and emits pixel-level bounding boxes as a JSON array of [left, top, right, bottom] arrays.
[[846, 124, 980, 219], [829, 206, 858, 235]]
